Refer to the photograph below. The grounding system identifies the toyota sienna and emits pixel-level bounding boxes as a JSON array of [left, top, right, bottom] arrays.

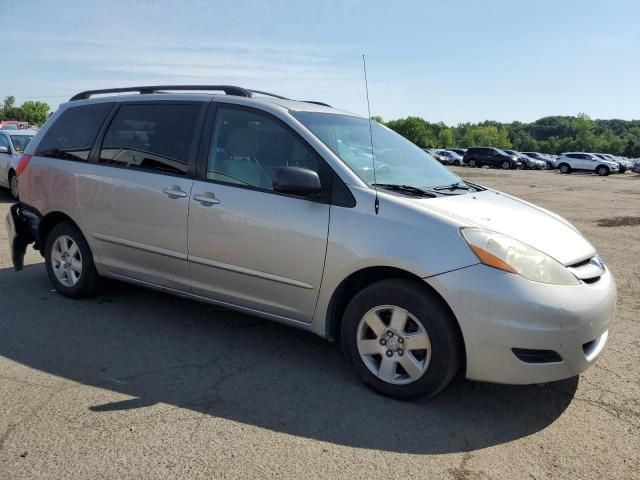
[[6, 85, 616, 399]]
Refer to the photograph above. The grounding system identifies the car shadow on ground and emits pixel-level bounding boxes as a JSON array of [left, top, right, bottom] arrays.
[[0, 264, 578, 454]]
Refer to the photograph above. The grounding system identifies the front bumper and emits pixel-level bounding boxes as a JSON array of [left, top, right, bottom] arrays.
[[425, 264, 616, 384]]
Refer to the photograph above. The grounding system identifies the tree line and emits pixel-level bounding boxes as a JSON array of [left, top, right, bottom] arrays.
[[0, 96, 51, 127], [373, 113, 640, 157]]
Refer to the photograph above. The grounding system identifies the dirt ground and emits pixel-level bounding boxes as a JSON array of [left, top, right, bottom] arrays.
[[0, 168, 638, 479]]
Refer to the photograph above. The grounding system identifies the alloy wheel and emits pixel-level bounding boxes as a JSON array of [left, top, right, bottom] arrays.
[[356, 305, 431, 385], [51, 235, 83, 287]]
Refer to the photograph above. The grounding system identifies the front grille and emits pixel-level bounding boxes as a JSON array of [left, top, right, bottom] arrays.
[[512, 348, 563, 364], [567, 256, 605, 284]]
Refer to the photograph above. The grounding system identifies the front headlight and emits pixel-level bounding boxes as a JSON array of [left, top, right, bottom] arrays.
[[460, 228, 580, 285]]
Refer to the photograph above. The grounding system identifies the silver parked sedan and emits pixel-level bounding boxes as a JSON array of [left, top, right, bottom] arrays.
[[6, 85, 616, 399], [0, 129, 37, 199]]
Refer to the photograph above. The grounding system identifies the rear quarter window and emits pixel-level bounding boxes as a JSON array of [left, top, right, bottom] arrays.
[[36, 103, 113, 162]]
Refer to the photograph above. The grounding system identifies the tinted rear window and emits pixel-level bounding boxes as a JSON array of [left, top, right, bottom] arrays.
[[36, 103, 113, 161], [99, 103, 201, 175]]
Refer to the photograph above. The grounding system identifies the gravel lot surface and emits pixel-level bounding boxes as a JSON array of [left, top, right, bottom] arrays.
[[1, 168, 638, 479]]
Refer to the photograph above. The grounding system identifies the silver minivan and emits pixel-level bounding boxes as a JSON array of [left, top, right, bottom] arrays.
[[6, 85, 616, 399]]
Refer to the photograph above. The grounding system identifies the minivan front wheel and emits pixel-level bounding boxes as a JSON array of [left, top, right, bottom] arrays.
[[501, 160, 511, 170], [597, 166, 610, 176], [341, 279, 461, 399], [468, 159, 477, 167], [45, 222, 99, 298]]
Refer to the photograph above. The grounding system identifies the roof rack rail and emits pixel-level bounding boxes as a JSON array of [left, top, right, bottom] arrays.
[[69, 85, 253, 101], [302, 101, 332, 107], [246, 89, 290, 100]]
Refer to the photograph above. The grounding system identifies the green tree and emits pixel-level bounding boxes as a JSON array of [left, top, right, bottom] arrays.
[[386, 116, 435, 147], [1, 96, 17, 120], [463, 125, 512, 149], [437, 128, 454, 148], [20, 101, 50, 126]]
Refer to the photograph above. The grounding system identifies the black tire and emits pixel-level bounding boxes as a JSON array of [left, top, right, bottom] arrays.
[[8, 170, 18, 200], [558, 163, 571, 174], [596, 165, 609, 176], [44, 222, 99, 298], [453, 160, 460, 166], [468, 159, 477, 167], [501, 160, 511, 170], [341, 279, 462, 400]]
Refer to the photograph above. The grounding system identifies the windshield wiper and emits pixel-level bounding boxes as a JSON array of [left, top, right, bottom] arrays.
[[372, 183, 437, 198], [433, 181, 474, 191]]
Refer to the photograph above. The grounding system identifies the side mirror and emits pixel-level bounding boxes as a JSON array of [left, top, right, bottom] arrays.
[[0, 146, 8, 154], [272, 166, 321, 196]]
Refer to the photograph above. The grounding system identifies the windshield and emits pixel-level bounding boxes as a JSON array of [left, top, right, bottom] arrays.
[[291, 112, 460, 189], [10, 135, 34, 153]]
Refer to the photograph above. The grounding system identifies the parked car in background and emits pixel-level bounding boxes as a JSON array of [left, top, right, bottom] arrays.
[[556, 152, 619, 176], [434, 149, 463, 166], [0, 129, 37, 199], [503, 150, 546, 170], [0, 121, 31, 130], [463, 147, 521, 169], [522, 151, 556, 169], [448, 148, 467, 157], [593, 154, 626, 173], [6, 84, 615, 400], [423, 148, 447, 164], [607, 154, 633, 172], [632, 159, 640, 174]]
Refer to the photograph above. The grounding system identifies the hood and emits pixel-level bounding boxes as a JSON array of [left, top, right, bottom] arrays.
[[421, 190, 596, 266]]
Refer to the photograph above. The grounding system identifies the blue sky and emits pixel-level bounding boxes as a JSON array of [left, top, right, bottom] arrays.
[[2, 0, 638, 124]]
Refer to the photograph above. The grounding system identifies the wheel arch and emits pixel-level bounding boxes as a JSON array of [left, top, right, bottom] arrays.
[[37, 211, 84, 254], [324, 266, 466, 371]]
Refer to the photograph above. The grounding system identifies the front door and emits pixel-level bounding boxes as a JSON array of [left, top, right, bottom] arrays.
[[78, 101, 205, 291], [188, 105, 331, 322]]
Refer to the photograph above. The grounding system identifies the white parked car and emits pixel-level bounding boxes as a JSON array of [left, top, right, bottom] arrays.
[[434, 149, 463, 166], [556, 152, 619, 176], [0, 129, 38, 199]]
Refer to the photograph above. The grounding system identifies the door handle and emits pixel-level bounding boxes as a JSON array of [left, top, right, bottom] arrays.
[[162, 186, 188, 199], [193, 192, 220, 206]]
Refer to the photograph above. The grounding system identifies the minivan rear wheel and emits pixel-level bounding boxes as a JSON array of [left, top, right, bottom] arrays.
[[341, 279, 461, 399], [468, 159, 477, 167], [45, 222, 99, 298]]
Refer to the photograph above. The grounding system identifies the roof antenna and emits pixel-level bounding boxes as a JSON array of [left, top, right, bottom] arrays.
[[362, 54, 379, 215]]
